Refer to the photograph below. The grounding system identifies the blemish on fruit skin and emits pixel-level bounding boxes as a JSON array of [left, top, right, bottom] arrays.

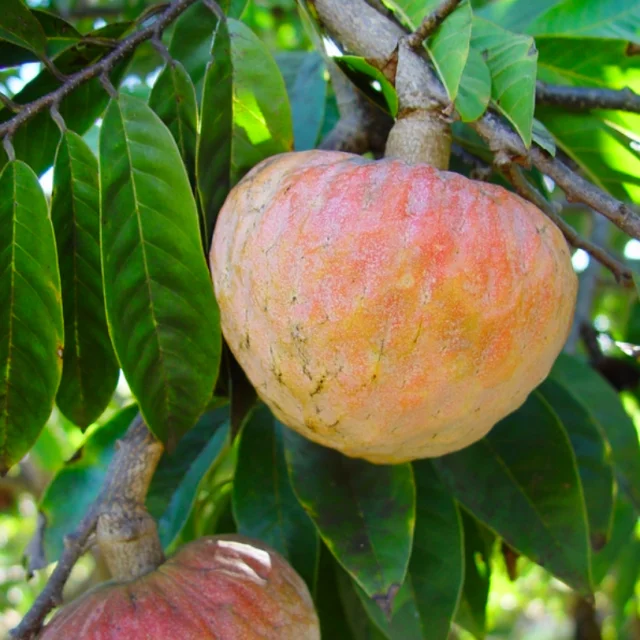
[[211, 150, 577, 463]]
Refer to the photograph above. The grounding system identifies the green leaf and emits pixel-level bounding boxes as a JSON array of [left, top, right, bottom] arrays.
[[197, 18, 293, 244], [233, 405, 319, 589], [284, 429, 415, 608], [156, 418, 230, 550], [455, 46, 491, 122], [51, 131, 118, 428], [527, 0, 640, 43], [99, 94, 221, 448], [471, 17, 537, 146], [334, 56, 399, 117], [0, 22, 132, 175], [148, 61, 198, 190], [0, 161, 63, 473], [0, 10, 80, 67], [276, 51, 327, 151], [0, 0, 46, 57], [550, 354, 640, 513], [532, 118, 556, 155], [612, 537, 640, 632], [535, 38, 640, 201], [357, 461, 464, 640], [434, 392, 592, 593], [456, 511, 494, 639], [537, 378, 615, 550], [475, 0, 562, 32], [37, 404, 138, 563], [428, 2, 473, 103], [383, 0, 444, 28]]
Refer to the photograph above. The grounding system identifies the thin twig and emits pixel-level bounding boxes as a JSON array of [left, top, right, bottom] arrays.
[[404, 0, 462, 49], [0, 0, 204, 141], [11, 415, 161, 640], [536, 81, 640, 114], [504, 165, 633, 287]]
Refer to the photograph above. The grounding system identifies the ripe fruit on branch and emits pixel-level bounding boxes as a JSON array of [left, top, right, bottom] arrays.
[[211, 151, 577, 463], [38, 535, 320, 639]]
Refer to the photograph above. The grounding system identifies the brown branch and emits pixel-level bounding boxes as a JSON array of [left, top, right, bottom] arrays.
[[404, 0, 463, 49], [11, 415, 164, 640], [503, 165, 633, 287], [536, 81, 640, 114], [309, 0, 640, 241], [0, 0, 206, 141]]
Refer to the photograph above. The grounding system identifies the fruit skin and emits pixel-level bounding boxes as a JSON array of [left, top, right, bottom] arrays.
[[38, 535, 320, 639], [211, 150, 577, 463]]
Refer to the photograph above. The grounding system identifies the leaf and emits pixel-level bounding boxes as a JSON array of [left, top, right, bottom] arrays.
[[0, 22, 132, 175], [537, 378, 615, 550], [99, 94, 221, 448], [550, 354, 640, 513], [0, 161, 63, 473], [197, 18, 293, 244], [532, 118, 556, 155], [526, 0, 640, 43], [433, 392, 592, 593], [0, 10, 80, 68], [276, 51, 327, 151], [471, 17, 537, 146], [51, 131, 118, 428], [455, 46, 491, 122], [428, 2, 473, 103], [592, 493, 636, 584], [382, 0, 445, 29], [456, 511, 494, 639], [334, 56, 399, 117], [156, 419, 230, 550], [37, 404, 138, 563], [148, 61, 198, 189], [612, 537, 640, 632], [284, 429, 415, 609], [475, 0, 562, 32], [0, 0, 46, 57], [357, 461, 464, 640], [233, 405, 319, 589]]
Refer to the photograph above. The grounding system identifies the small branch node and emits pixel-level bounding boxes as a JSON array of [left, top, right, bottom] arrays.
[[0, 92, 22, 113], [403, 0, 462, 50], [151, 34, 174, 65], [99, 73, 119, 100], [202, 0, 226, 20]]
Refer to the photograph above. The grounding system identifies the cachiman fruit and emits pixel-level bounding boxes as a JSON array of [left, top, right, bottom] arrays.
[[210, 151, 577, 463]]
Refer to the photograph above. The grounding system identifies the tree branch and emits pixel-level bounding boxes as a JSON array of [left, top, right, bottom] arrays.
[[536, 81, 640, 114], [503, 164, 633, 287], [0, 0, 205, 141], [404, 0, 463, 50], [11, 415, 163, 640], [310, 0, 640, 241]]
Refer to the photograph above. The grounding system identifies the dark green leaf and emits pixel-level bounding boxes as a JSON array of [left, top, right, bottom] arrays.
[[148, 61, 198, 189], [471, 17, 537, 146], [99, 94, 221, 448], [357, 461, 463, 640], [233, 405, 319, 589], [335, 56, 399, 117], [197, 18, 293, 244], [456, 511, 494, 639], [434, 392, 591, 593], [276, 51, 327, 151], [37, 404, 138, 563], [428, 2, 473, 103], [51, 131, 118, 428], [0, 161, 63, 473], [284, 429, 415, 608], [537, 378, 615, 550], [0, 0, 46, 56], [0, 23, 132, 175], [592, 493, 637, 584], [550, 354, 640, 513]]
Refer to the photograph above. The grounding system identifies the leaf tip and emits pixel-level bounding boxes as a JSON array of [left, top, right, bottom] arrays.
[[373, 582, 400, 620]]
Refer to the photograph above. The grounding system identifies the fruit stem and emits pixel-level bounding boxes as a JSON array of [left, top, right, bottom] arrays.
[[96, 416, 165, 582], [384, 40, 451, 169]]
